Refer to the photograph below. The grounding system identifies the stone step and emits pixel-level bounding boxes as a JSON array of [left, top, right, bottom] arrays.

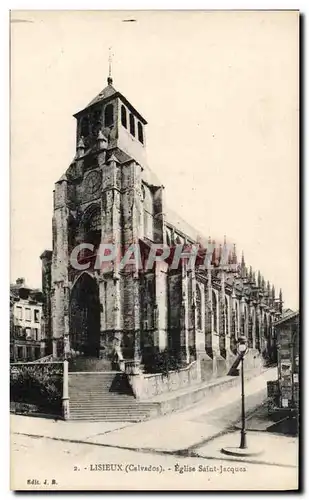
[[69, 412, 152, 416], [70, 403, 156, 411], [69, 393, 134, 398], [70, 406, 152, 416], [69, 416, 145, 421], [69, 398, 139, 406]]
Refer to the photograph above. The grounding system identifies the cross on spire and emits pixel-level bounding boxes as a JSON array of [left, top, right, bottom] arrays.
[[108, 47, 113, 85]]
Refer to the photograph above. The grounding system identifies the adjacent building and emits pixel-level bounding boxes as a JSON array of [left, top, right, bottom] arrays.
[[268, 310, 299, 412], [10, 278, 45, 362], [40, 73, 283, 378]]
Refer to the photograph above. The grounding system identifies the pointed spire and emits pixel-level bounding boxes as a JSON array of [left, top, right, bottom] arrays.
[[279, 288, 283, 313], [218, 243, 222, 263], [107, 153, 120, 164], [107, 46, 113, 85], [211, 240, 219, 266], [240, 251, 247, 279], [252, 271, 256, 285], [241, 251, 245, 267], [221, 235, 228, 266], [228, 249, 233, 265], [77, 137, 85, 157], [257, 270, 261, 288], [272, 284, 275, 300], [267, 280, 271, 295], [232, 243, 237, 265], [97, 130, 108, 149]]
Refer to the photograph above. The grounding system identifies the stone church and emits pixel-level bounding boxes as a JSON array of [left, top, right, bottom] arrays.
[[40, 73, 283, 377]]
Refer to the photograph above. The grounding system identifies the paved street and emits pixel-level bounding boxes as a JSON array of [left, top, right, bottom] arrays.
[[10, 368, 298, 491]]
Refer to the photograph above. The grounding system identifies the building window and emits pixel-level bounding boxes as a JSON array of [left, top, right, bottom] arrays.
[[16, 326, 23, 337], [104, 104, 114, 127], [17, 346, 23, 360], [129, 113, 135, 136], [34, 309, 40, 323], [32, 328, 39, 340], [138, 122, 144, 144], [16, 306, 22, 320], [35, 347, 41, 360], [25, 308, 31, 322], [212, 290, 218, 332], [27, 347, 32, 361], [121, 105, 127, 128], [25, 327, 31, 339]]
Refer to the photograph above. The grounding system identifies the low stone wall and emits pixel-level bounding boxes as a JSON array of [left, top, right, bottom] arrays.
[[128, 361, 201, 400]]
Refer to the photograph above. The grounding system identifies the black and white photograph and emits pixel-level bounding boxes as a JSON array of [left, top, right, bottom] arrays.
[[9, 10, 299, 491]]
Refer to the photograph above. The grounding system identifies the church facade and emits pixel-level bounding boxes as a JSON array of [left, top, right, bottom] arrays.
[[41, 74, 283, 377]]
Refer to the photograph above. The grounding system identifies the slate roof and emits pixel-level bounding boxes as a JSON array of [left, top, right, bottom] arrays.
[[274, 310, 299, 326], [74, 83, 147, 125], [165, 207, 202, 243], [86, 84, 118, 107]]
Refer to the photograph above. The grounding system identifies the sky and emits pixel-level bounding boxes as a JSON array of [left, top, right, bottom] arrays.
[[10, 10, 299, 309]]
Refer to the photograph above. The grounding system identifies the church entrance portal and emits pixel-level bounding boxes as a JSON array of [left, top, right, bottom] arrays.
[[69, 273, 100, 357]]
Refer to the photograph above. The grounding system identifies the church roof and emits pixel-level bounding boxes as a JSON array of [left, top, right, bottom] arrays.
[[74, 81, 147, 125], [86, 84, 118, 107], [165, 207, 205, 244]]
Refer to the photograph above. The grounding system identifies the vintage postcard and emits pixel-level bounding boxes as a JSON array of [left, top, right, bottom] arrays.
[[10, 10, 299, 491]]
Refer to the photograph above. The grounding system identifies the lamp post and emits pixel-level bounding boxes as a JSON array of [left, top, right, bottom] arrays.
[[221, 335, 263, 457], [237, 335, 249, 449]]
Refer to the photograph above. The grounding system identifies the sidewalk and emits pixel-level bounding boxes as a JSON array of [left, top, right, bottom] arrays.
[[11, 368, 277, 453], [195, 431, 298, 468]]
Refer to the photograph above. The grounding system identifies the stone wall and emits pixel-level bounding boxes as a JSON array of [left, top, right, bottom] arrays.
[[127, 360, 201, 400]]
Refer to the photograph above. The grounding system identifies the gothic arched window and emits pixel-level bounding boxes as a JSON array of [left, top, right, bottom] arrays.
[[83, 207, 101, 248], [104, 104, 114, 128], [212, 290, 218, 332], [196, 285, 202, 330], [129, 113, 135, 136], [121, 105, 127, 128], [138, 122, 144, 144]]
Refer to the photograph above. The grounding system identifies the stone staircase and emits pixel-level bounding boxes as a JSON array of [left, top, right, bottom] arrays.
[[68, 372, 159, 422]]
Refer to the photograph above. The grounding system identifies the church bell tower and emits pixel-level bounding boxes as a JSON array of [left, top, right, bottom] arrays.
[[47, 66, 165, 363]]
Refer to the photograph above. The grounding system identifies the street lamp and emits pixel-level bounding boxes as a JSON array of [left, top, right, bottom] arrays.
[[221, 335, 263, 457], [237, 335, 249, 449]]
